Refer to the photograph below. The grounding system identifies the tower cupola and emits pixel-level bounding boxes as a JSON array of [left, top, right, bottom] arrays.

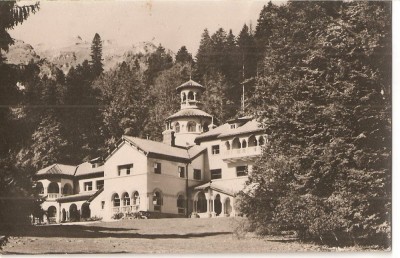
[[163, 79, 212, 147], [176, 79, 205, 109]]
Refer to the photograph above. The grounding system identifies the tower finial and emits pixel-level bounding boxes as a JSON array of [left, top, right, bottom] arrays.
[[189, 62, 192, 80]]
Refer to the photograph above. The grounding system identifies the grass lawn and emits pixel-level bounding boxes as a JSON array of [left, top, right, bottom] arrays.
[[0, 218, 379, 254]]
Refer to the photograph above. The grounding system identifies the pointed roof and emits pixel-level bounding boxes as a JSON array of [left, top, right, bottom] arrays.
[[193, 178, 248, 196], [176, 79, 205, 91], [36, 164, 76, 177], [118, 136, 206, 162]]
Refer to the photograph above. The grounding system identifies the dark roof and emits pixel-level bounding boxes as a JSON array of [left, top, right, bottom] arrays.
[[176, 79, 205, 91], [36, 164, 76, 177], [121, 136, 206, 162], [166, 108, 212, 120]]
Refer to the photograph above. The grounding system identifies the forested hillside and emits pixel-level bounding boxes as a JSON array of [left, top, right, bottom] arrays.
[[0, 0, 391, 246]]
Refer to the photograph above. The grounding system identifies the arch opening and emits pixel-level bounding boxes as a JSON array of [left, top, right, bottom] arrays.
[[81, 203, 91, 219], [48, 182, 59, 193], [196, 192, 207, 213], [63, 183, 73, 196], [214, 194, 222, 216], [175, 122, 180, 133], [187, 121, 196, 132], [69, 203, 79, 222]]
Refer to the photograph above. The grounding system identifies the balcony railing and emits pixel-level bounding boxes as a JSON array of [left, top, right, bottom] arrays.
[[47, 193, 60, 199], [222, 146, 262, 161], [130, 205, 139, 212], [121, 206, 130, 213]]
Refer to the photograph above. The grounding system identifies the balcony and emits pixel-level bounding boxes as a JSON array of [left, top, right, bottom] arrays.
[[222, 146, 262, 163], [47, 193, 60, 200]]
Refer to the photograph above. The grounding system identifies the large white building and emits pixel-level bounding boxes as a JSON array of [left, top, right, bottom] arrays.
[[34, 79, 267, 222]]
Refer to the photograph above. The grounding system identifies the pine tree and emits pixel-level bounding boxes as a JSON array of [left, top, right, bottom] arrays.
[[175, 46, 193, 64], [0, 1, 39, 197], [90, 33, 104, 77], [94, 62, 151, 146], [194, 29, 212, 80], [145, 44, 173, 84]]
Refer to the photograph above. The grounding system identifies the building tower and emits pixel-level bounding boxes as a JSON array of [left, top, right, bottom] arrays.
[[163, 79, 213, 147]]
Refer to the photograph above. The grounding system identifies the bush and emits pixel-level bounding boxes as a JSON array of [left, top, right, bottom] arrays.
[[111, 212, 123, 220]]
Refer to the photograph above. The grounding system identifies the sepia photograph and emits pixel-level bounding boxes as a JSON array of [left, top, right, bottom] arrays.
[[0, 0, 394, 254]]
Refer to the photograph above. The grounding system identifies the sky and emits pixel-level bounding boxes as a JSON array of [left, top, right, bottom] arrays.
[[9, 0, 285, 54]]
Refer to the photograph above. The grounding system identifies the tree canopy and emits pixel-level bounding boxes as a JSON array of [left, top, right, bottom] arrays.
[[239, 0, 391, 246]]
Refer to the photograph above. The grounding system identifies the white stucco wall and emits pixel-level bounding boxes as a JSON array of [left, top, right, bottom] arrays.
[[102, 142, 149, 220]]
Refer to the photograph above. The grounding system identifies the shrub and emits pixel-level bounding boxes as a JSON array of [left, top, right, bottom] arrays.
[[111, 212, 123, 220]]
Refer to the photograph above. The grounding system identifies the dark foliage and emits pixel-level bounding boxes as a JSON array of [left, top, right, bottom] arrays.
[[238, 1, 391, 247]]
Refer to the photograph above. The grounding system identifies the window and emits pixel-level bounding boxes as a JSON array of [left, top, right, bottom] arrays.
[[187, 121, 196, 132], [101, 201, 105, 210], [112, 194, 120, 207], [154, 162, 161, 174], [178, 166, 185, 178], [133, 191, 140, 205], [236, 166, 248, 177], [211, 169, 222, 179], [175, 122, 180, 133], [212, 145, 220, 155], [84, 182, 93, 191], [122, 192, 130, 206], [118, 164, 133, 176], [230, 124, 236, 129], [193, 169, 201, 180], [92, 164, 96, 168], [153, 191, 162, 211], [96, 180, 104, 190], [177, 195, 185, 214], [188, 91, 194, 100]]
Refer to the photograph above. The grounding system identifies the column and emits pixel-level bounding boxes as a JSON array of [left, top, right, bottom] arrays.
[[230, 198, 236, 217], [56, 203, 61, 223], [58, 182, 62, 198], [206, 196, 211, 217], [211, 197, 216, 217], [221, 198, 225, 217]]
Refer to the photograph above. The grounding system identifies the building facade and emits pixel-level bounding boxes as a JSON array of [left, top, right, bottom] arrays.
[[34, 79, 266, 222]]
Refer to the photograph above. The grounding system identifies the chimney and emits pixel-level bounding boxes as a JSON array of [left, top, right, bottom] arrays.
[[162, 130, 175, 146]]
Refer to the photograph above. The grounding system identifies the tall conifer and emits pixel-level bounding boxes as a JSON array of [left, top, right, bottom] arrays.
[[90, 33, 104, 77]]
